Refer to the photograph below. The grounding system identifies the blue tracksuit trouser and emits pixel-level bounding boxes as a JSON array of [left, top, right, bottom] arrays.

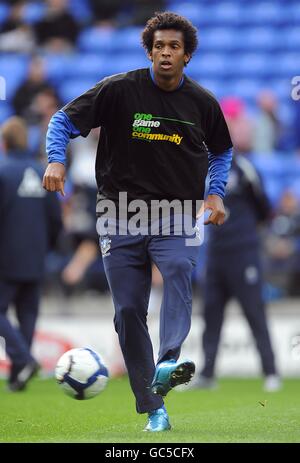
[[100, 228, 200, 413]]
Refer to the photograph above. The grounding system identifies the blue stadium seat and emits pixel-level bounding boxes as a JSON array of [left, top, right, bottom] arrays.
[[284, 27, 300, 51], [0, 3, 9, 25], [0, 102, 13, 123], [188, 54, 228, 78], [78, 26, 143, 53], [44, 53, 106, 82], [269, 79, 293, 100], [99, 54, 149, 76], [77, 27, 118, 52], [113, 28, 144, 52], [290, 179, 300, 200], [288, 3, 300, 26], [238, 28, 277, 51], [58, 78, 99, 104], [166, 2, 203, 25], [200, 28, 238, 51], [207, 3, 241, 26], [194, 79, 223, 98], [22, 2, 46, 24], [232, 54, 274, 78], [239, 3, 287, 26], [277, 53, 300, 77], [43, 54, 71, 84], [69, 0, 92, 23], [250, 153, 290, 204], [78, 26, 144, 53], [226, 79, 263, 102], [0, 55, 29, 100]]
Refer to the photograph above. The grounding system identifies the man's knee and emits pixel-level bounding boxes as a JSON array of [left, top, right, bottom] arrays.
[[162, 256, 193, 278], [114, 303, 143, 328]]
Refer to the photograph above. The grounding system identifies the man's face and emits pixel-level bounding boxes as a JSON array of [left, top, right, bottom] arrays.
[[149, 29, 190, 79]]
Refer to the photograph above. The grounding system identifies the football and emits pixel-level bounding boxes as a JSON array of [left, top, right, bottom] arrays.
[[55, 347, 109, 400]]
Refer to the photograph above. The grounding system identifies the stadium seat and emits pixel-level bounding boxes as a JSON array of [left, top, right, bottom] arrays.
[[0, 3, 9, 25], [207, 3, 241, 26], [269, 79, 293, 100], [242, 3, 286, 26], [288, 3, 300, 26], [69, 0, 92, 23], [225, 79, 263, 102], [166, 3, 203, 25], [78, 26, 143, 53], [113, 28, 144, 52], [277, 53, 300, 77], [238, 28, 277, 51], [232, 54, 273, 78], [0, 55, 29, 100], [22, 2, 46, 24], [194, 79, 223, 98], [99, 54, 149, 77], [0, 102, 13, 124], [77, 27, 118, 52], [200, 28, 238, 51], [44, 53, 106, 82], [188, 54, 228, 78], [58, 78, 100, 104], [284, 27, 300, 51]]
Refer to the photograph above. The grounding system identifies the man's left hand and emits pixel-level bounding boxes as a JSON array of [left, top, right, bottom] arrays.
[[198, 194, 226, 226]]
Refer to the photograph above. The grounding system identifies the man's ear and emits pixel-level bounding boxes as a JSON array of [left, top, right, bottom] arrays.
[[184, 53, 191, 65], [148, 52, 153, 62]]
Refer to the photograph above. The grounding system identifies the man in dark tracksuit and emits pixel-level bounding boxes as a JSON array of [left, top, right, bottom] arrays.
[[0, 117, 62, 391], [194, 154, 281, 391]]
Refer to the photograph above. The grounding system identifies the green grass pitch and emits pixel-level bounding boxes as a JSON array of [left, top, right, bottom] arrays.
[[0, 377, 299, 443]]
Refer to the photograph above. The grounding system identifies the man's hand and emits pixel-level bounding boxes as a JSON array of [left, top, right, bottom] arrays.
[[42, 162, 66, 197], [197, 194, 226, 226]]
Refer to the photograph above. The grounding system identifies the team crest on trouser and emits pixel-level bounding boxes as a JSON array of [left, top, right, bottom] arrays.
[[100, 235, 111, 257]]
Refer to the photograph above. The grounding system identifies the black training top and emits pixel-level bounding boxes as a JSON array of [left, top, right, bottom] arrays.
[[63, 68, 232, 207]]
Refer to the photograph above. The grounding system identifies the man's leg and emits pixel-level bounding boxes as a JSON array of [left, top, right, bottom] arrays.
[[201, 259, 229, 379], [229, 250, 277, 376], [0, 280, 33, 369], [146, 231, 199, 396], [101, 233, 163, 413], [15, 281, 40, 349], [148, 233, 199, 364]]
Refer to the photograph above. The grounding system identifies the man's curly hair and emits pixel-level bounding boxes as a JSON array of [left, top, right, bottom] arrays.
[[141, 11, 198, 59]]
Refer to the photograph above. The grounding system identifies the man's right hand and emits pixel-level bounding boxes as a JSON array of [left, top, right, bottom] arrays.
[[42, 162, 66, 197]]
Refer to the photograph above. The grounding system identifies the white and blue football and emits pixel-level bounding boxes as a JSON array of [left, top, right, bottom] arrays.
[[55, 348, 109, 400]]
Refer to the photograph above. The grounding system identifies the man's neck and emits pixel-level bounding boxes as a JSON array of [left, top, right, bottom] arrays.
[[150, 67, 184, 92]]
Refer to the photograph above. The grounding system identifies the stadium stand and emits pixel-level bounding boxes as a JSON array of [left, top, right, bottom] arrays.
[[0, 0, 299, 296]]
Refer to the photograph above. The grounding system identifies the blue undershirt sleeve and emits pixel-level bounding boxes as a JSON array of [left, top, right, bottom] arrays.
[[46, 109, 81, 165], [207, 148, 233, 198]]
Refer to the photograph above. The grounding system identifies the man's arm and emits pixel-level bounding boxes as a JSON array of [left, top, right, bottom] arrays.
[[236, 155, 271, 223], [201, 148, 233, 226], [42, 110, 81, 196]]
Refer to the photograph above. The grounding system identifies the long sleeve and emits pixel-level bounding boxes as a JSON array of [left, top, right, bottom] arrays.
[[207, 147, 233, 198], [46, 109, 81, 165]]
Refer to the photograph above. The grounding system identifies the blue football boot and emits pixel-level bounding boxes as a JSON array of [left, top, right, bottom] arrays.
[[151, 359, 195, 397], [144, 406, 171, 432]]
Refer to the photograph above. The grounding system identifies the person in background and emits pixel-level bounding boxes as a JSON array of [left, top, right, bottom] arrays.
[[0, 0, 35, 53], [12, 56, 56, 124], [221, 96, 253, 155], [253, 90, 280, 154], [0, 117, 62, 392], [34, 0, 79, 52], [190, 154, 281, 392], [265, 190, 300, 297]]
